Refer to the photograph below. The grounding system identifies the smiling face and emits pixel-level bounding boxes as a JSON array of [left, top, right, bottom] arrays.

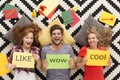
[[51, 29, 63, 45], [88, 33, 99, 48], [22, 32, 34, 49]]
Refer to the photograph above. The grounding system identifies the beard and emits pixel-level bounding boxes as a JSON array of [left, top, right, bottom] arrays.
[[52, 39, 63, 46]]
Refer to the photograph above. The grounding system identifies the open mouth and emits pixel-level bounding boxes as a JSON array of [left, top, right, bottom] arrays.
[[26, 42, 32, 46], [54, 38, 60, 41]]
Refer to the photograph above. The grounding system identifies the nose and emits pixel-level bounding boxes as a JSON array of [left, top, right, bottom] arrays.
[[28, 38, 33, 42]]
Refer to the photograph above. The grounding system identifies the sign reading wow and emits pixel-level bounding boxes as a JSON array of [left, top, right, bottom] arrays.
[[46, 54, 70, 69]]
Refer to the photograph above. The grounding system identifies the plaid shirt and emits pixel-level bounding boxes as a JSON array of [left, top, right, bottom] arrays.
[[9, 45, 41, 73]]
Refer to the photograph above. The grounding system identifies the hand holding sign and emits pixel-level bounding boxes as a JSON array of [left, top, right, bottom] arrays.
[[46, 54, 70, 69], [107, 58, 112, 67], [32, 53, 40, 62], [42, 59, 48, 71], [82, 56, 87, 65], [12, 52, 35, 68], [69, 58, 75, 69], [86, 50, 110, 66], [6, 63, 16, 70]]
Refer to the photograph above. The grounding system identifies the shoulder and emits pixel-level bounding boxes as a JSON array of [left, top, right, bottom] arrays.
[[42, 45, 50, 49], [78, 46, 87, 57], [12, 45, 22, 50], [63, 44, 72, 49], [79, 46, 87, 53], [12, 45, 23, 52], [99, 46, 106, 50], [31, 46, 41, 51], [80, 46, 87, 51], [42, 45, 50, 51]]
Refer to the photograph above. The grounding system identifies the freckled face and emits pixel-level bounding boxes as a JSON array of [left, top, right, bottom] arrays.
[[22, 32, 34, 49], [51, 29, 63, 45], [88, 33, 99, 47]]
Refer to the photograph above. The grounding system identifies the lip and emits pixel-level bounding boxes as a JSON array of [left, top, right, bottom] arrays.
[[26, 42, 32, 46]]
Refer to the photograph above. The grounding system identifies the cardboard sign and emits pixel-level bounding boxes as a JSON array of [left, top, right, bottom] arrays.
[[3, 4, 19, 20], [69, 9, 80, 27], [46, 54, 70, 69], [3, 8, 18, 20], [62, 10, 73, 25], [0, 53, 10, 76], [3, 3, 20, 12], [38, 0, 59, 18], [99, 10, 117, 26], [12, 52, 34, 68], [86, 50, 110, 66]]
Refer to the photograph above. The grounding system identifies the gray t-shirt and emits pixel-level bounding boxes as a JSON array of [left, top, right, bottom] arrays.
[[41, 44, 75, 80]]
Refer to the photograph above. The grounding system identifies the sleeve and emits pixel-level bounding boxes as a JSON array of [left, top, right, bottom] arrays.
[[99, 46, 107, 50], [78, 46, 87, 57], [35, 47, 41, 58], [41, 48, 46, 60], [69, 45, 75, 58], [8, 46, 16, 63]]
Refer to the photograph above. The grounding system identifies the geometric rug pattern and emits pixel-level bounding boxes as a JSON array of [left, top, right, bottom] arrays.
[[0, 0, 120, 80]]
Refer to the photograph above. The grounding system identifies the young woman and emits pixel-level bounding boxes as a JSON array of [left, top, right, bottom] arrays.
[[77, 26, 113, 80], [6, 23, 41, 80]]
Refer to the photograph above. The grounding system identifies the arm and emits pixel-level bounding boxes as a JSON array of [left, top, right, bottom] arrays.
[[36, 58, 41, 69], [106, 57, 112, 68], [76, 57, 82, 69], [68, 45, 76, 70], [41, 47, 48, 72], [77, 46, 87, 69], [6, 63, 16, 70], [69, 58, 76, 70], [32, 53, 41, 69], [77, 56, 87, 69], [41, 59, 47, 72], [6, 47, 16, 70]]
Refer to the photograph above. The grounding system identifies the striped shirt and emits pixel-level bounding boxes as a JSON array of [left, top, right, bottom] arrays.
[[9, 45, 41, 73]]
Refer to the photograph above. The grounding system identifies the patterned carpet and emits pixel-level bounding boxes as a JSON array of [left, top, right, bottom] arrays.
[[0, 0, 120, 80]]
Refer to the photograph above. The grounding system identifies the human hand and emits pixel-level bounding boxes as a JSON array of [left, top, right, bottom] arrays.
[[107, 58, 112, 67], [32, 53, 40, 61], [82, 56, 87, 65], [69, 58, 75, 69], [69, 58, 74, 64], [42, 60, 48, 71], [6, 63, 16, 70]]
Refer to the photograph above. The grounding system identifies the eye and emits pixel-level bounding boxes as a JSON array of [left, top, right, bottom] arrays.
[[30, 37, 33, 39]]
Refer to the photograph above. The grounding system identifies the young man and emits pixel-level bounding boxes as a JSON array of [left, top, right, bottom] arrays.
[[41, 24, 75, 80]]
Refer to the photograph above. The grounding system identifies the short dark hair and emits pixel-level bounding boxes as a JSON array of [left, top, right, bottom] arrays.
[[50, 24, 64, 35]]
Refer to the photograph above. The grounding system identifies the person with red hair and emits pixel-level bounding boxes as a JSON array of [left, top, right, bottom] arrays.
[[6, 23, 41, 80]]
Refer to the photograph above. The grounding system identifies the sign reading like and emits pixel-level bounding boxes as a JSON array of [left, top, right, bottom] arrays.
[[12, 52, 34, 68]]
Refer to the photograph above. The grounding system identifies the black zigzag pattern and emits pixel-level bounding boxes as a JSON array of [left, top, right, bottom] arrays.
[[0, 0, 120, 80]]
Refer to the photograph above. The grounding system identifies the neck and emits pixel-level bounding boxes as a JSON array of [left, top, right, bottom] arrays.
[[89, 46, 98, 50], [22, 45, 30, 52], [50, 44, 63, 50]]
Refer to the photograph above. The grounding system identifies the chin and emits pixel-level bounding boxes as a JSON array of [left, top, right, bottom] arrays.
[[54, 42, 61, 45], [26, 45, 31, 48]]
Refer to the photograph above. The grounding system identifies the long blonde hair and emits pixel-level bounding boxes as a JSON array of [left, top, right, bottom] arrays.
[[87, 26, 113, 47]]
